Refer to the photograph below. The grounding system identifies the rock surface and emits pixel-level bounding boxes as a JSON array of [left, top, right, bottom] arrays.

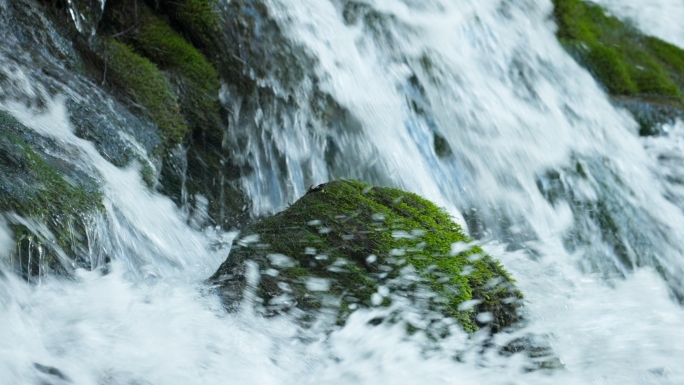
[[210, 180, 522, 333], [0, 111, 103, 276]]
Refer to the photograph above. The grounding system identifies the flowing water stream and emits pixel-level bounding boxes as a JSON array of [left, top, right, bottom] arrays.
[[2, 0, 684, 383]]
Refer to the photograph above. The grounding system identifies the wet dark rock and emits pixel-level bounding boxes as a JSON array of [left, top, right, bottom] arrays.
[[612, 96, 684, 136], [34, 362, 71, 382], [0, 111, 103, 277]]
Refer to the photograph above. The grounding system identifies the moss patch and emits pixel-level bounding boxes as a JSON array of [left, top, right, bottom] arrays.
[[553, 0, 684, 99], [0, 113, 101, 220], [101, 1, 222, 136], [131, 16, 222, 134], [103, 39, 188, 147], [98, 0, 243, 224], [210, 180, 522, 333], [171, 0, 221, 42], [553, 0, 684, 135]]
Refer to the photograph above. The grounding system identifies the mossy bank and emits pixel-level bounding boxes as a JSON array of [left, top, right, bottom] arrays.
[[210, 180, 522, 333], [553, 0, 684, 135], [91, 0, 245, 226]]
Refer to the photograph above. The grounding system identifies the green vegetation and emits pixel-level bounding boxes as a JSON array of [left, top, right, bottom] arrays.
[[95, 0, 230, 222], [131, 17, 222, 133], [552, 0, 684, 134], [210, 180, 522, 333], [104, 39, 188, 147], [553, 0, 684, 98], [149, 0, 231, 88], [0, 113, 101, 220], [98, 0, 222, 146], [172, 0, 221, 41], [582, 42, 637, 95], [646, 37, 684, 73]]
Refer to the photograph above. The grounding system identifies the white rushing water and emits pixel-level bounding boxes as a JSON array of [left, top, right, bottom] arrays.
[[3, 0, 684, 383]]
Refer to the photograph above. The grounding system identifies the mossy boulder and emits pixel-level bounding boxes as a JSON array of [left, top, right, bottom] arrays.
[[553, 0, 684, 134], [210, 180, 522, 333]]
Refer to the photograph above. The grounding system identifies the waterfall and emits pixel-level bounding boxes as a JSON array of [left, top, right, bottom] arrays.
[[2, 0, 684, 383], [253, 0, 684, 294]]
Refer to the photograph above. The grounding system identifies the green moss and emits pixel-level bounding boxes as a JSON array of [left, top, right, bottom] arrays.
[[103, 0, 222, 134], [625, 46, 680, 96], [583, 42, 637, 94], [0, 117, 100, 218], [553, 0, 593, 41], [645, 37, 684, 74], [104, 39, 188, 147], [145, 0, 221, 47], [173, 0, 221, 39], [553, 0, 684, 98], [131, 17, 221, 133], [210, 180, 522, 333]]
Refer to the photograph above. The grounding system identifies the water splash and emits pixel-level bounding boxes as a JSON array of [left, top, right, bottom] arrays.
[[66, 0, 107, 36]]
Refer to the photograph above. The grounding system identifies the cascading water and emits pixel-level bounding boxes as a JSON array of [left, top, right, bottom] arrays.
[[66, 0, 107, 36], [3, 0, 684, 383]]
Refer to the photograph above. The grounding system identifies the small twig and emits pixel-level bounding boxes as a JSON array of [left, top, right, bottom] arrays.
[[232, 54, 247, 65]]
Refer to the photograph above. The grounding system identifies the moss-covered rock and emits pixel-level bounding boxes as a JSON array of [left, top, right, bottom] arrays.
[[210, 180, 522, 333], [101, 1, 222, 135], [554, 0, 681, 96], [175, 0, 221, 35], [553, 0, 684, 134], [103, 39, 188, 147], [95, 0, 245, 225], [154, 0, 221, 47], [0, 111, 103, 276], [129, 14, 222, 135]]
